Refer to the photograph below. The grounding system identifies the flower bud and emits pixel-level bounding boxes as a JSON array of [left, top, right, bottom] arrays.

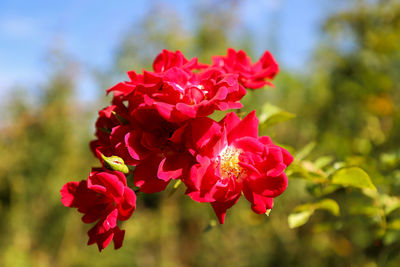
[[101, 154, 129, 174]]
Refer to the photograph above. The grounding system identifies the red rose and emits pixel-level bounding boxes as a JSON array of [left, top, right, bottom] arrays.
[[153, 49, 206, 73], [87, 222, 125, 251], [107, 50, 246, 123], [60, 169, 136, 251], [179, 111, 293, 223], [62, 48, 286, 251], [212, 48, 279, 89], [90, 99, 130, 159]]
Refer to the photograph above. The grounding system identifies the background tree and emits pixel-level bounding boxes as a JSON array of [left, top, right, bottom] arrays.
[[0, 0, 400, 266]]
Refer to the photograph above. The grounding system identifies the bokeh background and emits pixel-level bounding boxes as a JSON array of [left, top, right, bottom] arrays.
[[1, 0, 400, 266]]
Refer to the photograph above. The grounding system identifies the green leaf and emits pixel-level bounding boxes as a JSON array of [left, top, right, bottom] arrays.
[[325, 162, 347, 176], [286, 163, 326, 182], [295, 142, 316, 161], [314, 199, 340, 216], [381, 195, 400, 215], [294, 198, 340, 216], [259, 103, 296, 128], [288, 209, 314, 228], [168, 179, 182, 197], [101, 154, 129, 174], [319, 184, 341, 196], [383, 231, 400, 246], [289, 199, 340, 229], [388, 219, 400, 230], [331, 167, 376, 190], [314, 156, 334, 169], [349, 205, 381, 217]]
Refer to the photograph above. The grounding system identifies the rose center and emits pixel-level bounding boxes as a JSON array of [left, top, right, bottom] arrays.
[[217, 146, 244, 179]]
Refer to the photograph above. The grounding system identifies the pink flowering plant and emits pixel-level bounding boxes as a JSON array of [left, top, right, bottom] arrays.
[[62, 48, 376, 252]]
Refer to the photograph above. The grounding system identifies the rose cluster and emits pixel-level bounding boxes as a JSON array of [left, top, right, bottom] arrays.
[[61, 48, 293, 251]]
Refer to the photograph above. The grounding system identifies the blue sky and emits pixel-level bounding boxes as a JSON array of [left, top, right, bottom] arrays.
[[0, 0, 347, 102]]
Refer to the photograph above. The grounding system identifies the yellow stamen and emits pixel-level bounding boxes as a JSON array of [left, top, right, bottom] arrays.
[[217, 146, 244, 179]]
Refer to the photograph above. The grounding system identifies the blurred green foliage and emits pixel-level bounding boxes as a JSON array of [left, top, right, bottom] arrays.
[[1, 0, 400, 266]]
